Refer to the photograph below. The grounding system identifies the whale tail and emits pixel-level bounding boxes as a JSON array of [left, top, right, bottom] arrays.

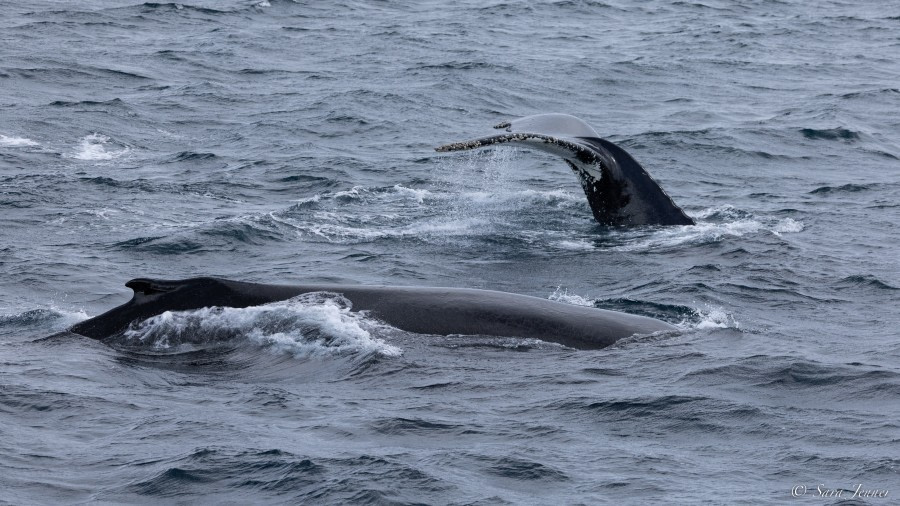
[[436, 114, 694, 227]]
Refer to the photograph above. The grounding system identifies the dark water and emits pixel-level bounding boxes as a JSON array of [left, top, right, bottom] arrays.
[[2, 0, 900, 503]]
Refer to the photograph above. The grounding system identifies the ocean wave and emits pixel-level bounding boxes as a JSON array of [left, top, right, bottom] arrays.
[[479, 456, 569, 482], [548, 393, 763, 435], [135, 2, 231, 15], [168, 151, 218, 162], [834, 275, 898, 291], [549, 394, 708, 420], [800, 127, 861, 141], [0, 307, 88, 339], [370, 417, 464, 436], [126, 449, 442, 502], [411, 61, 515, 72], [0, 385, 130, 417], [117, 292, 401, 358], [198, 215, 287, 245], [809, 183, 877, 194], [50, 98, 130, 108], [0, 308, 88, 329], [839, 87, 900, 99], [126, 447, 326, 498], [685, 358, 900, 397]]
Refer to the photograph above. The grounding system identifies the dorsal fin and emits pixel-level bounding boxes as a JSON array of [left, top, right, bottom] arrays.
[[125, 278, 177, 296]]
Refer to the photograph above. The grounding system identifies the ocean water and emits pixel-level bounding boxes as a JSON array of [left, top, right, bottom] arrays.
[[2, 0, 899, 503]]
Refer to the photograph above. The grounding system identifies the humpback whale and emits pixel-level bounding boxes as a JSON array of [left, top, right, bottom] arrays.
[[436, 113, 695, 227], [69, 277, 676, 350]]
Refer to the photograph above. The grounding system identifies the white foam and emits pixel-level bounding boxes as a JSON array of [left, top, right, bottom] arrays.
[[607, 208, 805, 252], [155, 128, 182, 138], [512, 188, 581, 204], [694, 204, 745, 220], [121, 293, 401, 357], [555, 238, 595, 250], [450, 188, 578, 208], [679, 303, 740, 330], [325, 185, 434, 206], [87, 208, 117, 220], [280, 201, 489, 243], [291, 194, 321, 205], [0, 135, 39, 147], [392, 184, 432, 204], [69, 133, 130, 161], [772, 218, 804, 235], [333, 186, 366, 200], [548, 286, 595, 307], [300, 218, 483, 242]]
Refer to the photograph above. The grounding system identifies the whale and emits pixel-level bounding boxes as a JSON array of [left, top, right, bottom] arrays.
[[69, 277, 676, 350], [436, 113, 695, 227]]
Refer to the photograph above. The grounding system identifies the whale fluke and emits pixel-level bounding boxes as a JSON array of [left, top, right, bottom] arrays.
[[436, 113, 694, 227]]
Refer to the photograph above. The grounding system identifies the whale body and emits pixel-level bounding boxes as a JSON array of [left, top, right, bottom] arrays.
[[436, 113, 695, 227], [69, 277, 676, 350]]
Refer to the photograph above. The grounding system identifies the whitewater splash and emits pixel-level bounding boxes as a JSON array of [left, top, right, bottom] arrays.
[[0, 135, 39, 147], [685, 303, 741, 330], [68, 133, 130, 161], [120, 292, 401, 357], [548, 286, 594, 307]]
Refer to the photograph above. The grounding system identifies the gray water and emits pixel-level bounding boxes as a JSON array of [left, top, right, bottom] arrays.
[[2, 0, 899, 504]]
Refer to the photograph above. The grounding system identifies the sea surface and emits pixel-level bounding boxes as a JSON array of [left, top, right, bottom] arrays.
[[2, 0, 899, 504]]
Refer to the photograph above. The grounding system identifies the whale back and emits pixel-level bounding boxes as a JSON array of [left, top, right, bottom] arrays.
[[69, 277, 676, 349]]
